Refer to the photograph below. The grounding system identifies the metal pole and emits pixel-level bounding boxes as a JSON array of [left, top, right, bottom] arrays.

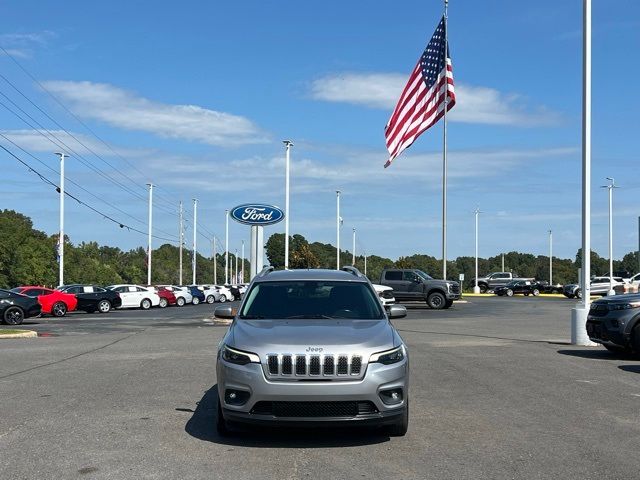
[[179, 201, 183, 285], [572, 0, 594, 345], [283, 140, 293, 270], [225, 209, 229, 284], [241, 240, 245, 283], [549, 230, 553, 285], [336, 191, 341, 269], [364, 252, 367, 276], [213, 236, 217, 285], [501, 253, 504, 272], [442, 0, 449, 281], [55, 152, 66, 286], [602, 178, 617, 295], [147, 183, 153, 285], [192, 198, 197, 285], [473, 208, 480, 294], [352, 228, 356, 266], [234, 249, 238, 283]]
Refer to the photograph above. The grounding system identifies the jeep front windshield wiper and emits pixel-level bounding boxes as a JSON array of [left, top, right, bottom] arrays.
[[285, 314, 334, 319]]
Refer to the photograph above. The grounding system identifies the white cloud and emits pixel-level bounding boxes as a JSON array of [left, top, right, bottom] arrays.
[[40, 81, 269, 147], [0, 31, 56, 58], [310, 73, 561, 126]]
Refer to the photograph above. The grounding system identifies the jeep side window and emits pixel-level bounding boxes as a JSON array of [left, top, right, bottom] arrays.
[[385, 271, 402, 281]]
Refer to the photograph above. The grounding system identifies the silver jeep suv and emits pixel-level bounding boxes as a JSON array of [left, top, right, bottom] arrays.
[[215, 267, 409, 436]]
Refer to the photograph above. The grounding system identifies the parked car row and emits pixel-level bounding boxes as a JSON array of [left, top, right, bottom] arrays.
[[0, 282, 248, 324]]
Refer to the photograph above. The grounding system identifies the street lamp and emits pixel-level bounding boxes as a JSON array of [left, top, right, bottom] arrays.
[[336, 191, 341, 269], [601, 177, 619, 296], [473, 207, 481, 294]]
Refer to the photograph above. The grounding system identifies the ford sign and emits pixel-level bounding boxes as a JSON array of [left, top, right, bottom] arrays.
[[230, 204, 285, 226]]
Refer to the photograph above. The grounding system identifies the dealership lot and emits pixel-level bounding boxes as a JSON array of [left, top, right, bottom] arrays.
[[1, 297, 639, 479]]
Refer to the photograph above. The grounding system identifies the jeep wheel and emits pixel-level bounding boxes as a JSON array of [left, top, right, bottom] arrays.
[[427, 292, 446, 309], [506, 289, 514, 297], [388, 400, 408, 437]]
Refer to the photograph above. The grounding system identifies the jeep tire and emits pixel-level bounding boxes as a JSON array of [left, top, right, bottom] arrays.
[[427, 291, 446, 309]]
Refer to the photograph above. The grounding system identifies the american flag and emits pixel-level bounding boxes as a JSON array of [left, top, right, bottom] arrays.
[[384, 16, 455, 168]]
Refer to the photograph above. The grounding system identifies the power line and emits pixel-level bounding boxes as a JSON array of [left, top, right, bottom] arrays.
[[2, 144, 179, 243]]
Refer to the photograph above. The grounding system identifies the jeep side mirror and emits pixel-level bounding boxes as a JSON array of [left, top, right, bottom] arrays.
[[387, 305, 407, 319], [215, 306, 236, 319]]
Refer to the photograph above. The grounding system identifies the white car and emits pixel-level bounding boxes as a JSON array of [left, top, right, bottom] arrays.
[[107, 284, 160, 310], [214, 285, 233, 302], [167, 286, 193, 306], [199, 285, 221, 304], [372, 283, 396, 307]]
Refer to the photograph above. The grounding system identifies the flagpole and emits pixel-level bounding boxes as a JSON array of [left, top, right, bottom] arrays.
[[441, 0, 449, 281]]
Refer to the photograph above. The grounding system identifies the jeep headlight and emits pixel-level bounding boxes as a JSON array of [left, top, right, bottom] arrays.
[[221, 345, 260, 365], [370, 345, 405, 365]]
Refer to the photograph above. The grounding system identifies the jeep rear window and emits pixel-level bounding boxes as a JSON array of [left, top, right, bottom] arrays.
[[240, 281, 384, 320]]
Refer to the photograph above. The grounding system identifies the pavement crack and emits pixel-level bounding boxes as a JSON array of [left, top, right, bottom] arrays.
[[0, 328, 148, 381]]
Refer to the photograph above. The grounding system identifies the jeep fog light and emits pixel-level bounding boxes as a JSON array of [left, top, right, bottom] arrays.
[[379, 388, 403, 405], [225, 389, 250, 406]]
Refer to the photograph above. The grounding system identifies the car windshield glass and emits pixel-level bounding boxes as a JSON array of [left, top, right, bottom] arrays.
[[415, 270, 433, 281], [9, 287, 23, 293], [239, 281, 385, 320]]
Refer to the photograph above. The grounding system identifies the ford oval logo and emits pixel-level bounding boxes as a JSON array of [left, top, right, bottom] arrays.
[[230, 204, 285, 226]]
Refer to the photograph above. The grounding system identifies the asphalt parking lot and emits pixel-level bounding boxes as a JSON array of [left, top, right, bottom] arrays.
[[1, 297, 639, 480]]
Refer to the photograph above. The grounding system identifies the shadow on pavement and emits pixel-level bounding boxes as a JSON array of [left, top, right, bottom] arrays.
[[183, 385, 391, 448], [618, 365, 640, 374], [557, 349, 634, 360]]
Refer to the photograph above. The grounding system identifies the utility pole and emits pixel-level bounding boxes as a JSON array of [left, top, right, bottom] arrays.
[[146, 183, 153, 285], [549, 230, 553, 285], [192, 199, 198, 285], [55, 152, 67, 287], [364, 252, 367, 276], [179, 201, 183, 285], [283, 140, 293, 270], [225, 209, 229, 284], [352, 228, 356, 266], [336, 191, 341, 269], [213, 237, 217, 285]]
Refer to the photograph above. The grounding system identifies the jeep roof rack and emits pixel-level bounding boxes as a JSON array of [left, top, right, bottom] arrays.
[[341, 266, 363, 277], [257, 266, 275, 278]]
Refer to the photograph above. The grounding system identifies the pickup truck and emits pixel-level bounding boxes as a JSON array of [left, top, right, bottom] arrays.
[[379, 268, 461, 309], [472, 272, 535, 294]]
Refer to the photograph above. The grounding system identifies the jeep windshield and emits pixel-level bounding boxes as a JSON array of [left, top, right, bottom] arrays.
[[239, 281, 385, 320]]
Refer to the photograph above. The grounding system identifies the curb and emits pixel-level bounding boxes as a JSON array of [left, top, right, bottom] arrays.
[[0, 330, 38, 339]]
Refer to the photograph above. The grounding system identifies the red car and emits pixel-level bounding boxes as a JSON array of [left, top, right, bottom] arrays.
[[153, 286, 177, 308], [10, 286, 78, 317]]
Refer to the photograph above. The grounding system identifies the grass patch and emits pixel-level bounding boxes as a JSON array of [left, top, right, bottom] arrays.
[[0, 329, 28, 335]]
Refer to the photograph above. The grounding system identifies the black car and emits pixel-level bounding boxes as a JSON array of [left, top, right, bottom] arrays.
[[0, 288, 42, 325], [494, 280, 541, 297], [185, 286, 206, 305], [224, 284, 242, 301], [57, 284, 122, 313]]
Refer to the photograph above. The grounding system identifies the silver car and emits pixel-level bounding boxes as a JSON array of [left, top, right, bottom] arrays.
[[215, 267, 409, 436]]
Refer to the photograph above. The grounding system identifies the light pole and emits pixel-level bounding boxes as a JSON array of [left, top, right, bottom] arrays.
[[572, 0, 594, 345], [225, 209, 229, 284], [601, 177, 618, 296], [283, 140, 293, 270], [336, 191, 341, 269], [364, 252, 367, 276], [179, 201, 183, 285], [352, 228, 356, 266], [549, 230, 553, 285], [147, 183, 153, 285], [55, 152, 67, 287], [192, 198, 197, 285], [234, 249, 238, 283], [473, 207, 481, 294], [241, 240, 245, 283], [213, 236, 217, 285]]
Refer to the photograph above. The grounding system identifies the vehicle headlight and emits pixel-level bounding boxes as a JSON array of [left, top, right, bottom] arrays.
[[221, 345, 260, 365], [370, 345, 405, 365], [608, 302, 640, 311]]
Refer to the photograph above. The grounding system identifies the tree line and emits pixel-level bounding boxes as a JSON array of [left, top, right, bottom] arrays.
[[1, 209, 638, 289]]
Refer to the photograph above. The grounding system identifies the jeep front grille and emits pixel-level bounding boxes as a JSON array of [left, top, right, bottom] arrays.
[[265, 353, 365, 380], [251, 401, 378, 418]]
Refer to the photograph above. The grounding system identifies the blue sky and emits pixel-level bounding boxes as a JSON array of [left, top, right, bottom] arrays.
[[1, 0, 639, 266]]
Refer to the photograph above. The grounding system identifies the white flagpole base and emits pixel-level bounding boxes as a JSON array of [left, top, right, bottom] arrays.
[[571, 305, 598, 346], [472, 286, 480, 294]]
